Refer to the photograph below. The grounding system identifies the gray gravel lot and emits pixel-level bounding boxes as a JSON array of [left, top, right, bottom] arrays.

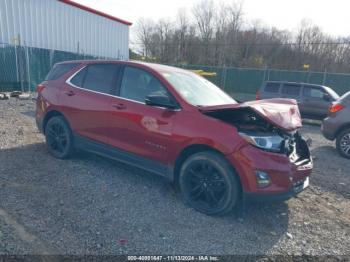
[[0, 98, 349, 256]]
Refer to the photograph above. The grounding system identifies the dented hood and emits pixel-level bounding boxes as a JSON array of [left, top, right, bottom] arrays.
[[199, 98, 302, 131]]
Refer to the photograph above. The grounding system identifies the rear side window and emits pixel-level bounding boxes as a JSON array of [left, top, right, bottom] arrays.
[[281, 83, 300, 96], [45, 63, 80, 80], [82, 64, 120, 94], [70, 67, 87, 87], [303, 86, 324, 98], [264, 82, 280, 93]]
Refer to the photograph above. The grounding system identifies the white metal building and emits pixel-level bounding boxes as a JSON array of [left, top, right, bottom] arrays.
[[0, 0, 131, 59]]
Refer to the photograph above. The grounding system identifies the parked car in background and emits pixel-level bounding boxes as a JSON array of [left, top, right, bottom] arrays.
[[322, 91, 350, 159], [257, 81, 340, 120], [36, 61, 313, 215]]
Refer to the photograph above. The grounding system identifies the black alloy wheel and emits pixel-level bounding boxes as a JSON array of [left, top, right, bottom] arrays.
[[179, 151, 240, 215], [45, 116, 74, 159]]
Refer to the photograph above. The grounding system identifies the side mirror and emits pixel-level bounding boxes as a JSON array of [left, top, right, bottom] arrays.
[[323, 93, 332, 102], [145, 94, 177, 109]]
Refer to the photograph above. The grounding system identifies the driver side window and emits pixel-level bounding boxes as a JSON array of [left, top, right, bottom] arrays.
[[120, 67, 167, 103]]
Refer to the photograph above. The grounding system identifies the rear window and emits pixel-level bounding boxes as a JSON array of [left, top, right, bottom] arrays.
[[340, 91, 350, 100], [339, 91, 350, 104], [45, 63, 80, 81], [281, 83, 300, 96], [323, 86, 339, 99], [264, 82, 280, 93]]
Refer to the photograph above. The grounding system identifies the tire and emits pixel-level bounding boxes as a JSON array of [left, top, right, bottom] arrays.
[[178, 151, 240, 215], [336, 128, 350, 159], [45, 116, 74, 159]]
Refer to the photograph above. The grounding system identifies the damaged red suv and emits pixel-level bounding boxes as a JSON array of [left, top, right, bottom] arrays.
[[36, 61, 313, 215]]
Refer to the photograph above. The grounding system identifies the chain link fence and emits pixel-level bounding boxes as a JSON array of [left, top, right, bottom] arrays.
[[0, 42, 98, 92], [179, 64, 350, 100], [1, 42, 350, 99]]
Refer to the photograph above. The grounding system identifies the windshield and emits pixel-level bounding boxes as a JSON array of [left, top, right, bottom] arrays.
[[324, 86, 340, 99], [162, 71, 236, 106], [340, 91, 350, 100]]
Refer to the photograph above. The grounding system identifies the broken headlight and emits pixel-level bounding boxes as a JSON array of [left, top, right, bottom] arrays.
[[239, 132, 284, 152]]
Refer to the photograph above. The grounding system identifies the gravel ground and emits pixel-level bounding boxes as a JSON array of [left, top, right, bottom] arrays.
[[0, 98, 349, 256]]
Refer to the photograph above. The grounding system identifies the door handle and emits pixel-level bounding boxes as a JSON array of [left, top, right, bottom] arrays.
[[64, 90, 75, 96], [112, 103, 127, 110]]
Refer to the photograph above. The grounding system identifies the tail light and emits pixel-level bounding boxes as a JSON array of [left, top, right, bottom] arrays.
[[256, 91, 261, 100], [329, 103, 344, 113], [36, 84, 45, 93]]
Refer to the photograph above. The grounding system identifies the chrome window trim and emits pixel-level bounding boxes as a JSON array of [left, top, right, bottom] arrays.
[[65, 65, 182, 111]]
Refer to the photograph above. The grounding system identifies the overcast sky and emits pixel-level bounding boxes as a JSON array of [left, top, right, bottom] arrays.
[[73, 0, 349, 38]]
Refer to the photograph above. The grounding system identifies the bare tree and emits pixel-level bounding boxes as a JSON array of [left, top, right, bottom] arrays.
[[176, 8, 189, 63], [213, 3, 229, 65], [135, 18, 155, 58], [155, 18, 173, 62], [226, 1, 244, 65], [132, 3, 350, 73], [192, 0, 216, 63]]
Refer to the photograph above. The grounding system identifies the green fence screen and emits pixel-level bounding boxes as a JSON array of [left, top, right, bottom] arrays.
[[2, 43, 350, 96], [179, 64, 350, 96], [0, 43, 96, 92]]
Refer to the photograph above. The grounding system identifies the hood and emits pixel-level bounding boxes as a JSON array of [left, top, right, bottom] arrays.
[[199, 98, 302, 131]]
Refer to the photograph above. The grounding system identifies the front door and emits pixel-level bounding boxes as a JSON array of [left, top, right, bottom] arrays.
[[300, 85, 332, 118], [106, 66, 178, 164]]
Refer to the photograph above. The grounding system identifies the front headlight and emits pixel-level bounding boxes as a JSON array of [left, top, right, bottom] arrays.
[[239, 132, 284, 152]]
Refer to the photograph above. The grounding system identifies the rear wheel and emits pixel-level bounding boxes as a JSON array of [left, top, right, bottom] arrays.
[[179, 151, 240, 215], [336, 128, 350, 159], [45, 116, 74, 159]]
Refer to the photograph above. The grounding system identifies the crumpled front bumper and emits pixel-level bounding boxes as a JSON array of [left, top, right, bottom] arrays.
[[244, 177, 310, 202], [226, 138, 313, 201]]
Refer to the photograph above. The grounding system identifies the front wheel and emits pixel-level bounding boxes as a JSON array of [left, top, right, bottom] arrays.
[[336, 128, 350, 159], [45, 116, 74, 159], [179, 151, 240, 215]]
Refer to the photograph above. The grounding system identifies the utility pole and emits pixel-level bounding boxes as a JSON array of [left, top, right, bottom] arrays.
[[24, 41, 31, 93], [322, 68, 327, 85]]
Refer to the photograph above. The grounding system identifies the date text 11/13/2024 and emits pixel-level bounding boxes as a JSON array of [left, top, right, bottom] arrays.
[[127, 255, 219, 261]]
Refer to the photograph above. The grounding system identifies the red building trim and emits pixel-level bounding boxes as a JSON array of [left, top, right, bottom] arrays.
[[58, 0, 132, 26]]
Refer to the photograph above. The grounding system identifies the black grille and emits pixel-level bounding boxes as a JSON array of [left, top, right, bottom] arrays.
[[284, 132, 311, 165]]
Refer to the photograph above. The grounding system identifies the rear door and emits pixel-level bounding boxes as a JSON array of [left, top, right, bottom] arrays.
[[300, 85, 332, 118], [60, 63, 121, 144], [105, 65, 178, 164]]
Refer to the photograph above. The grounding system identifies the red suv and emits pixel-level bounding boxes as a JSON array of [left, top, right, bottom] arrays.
[[36, 61, 313, 215]]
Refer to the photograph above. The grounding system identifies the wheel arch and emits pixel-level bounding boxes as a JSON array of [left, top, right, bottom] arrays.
[[335, 123, 350, 139], [173, 144, 242, 189], [42, 110, 70, 133]]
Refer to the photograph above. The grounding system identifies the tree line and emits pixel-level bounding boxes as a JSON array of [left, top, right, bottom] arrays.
[[133, 0, 350, 73]]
